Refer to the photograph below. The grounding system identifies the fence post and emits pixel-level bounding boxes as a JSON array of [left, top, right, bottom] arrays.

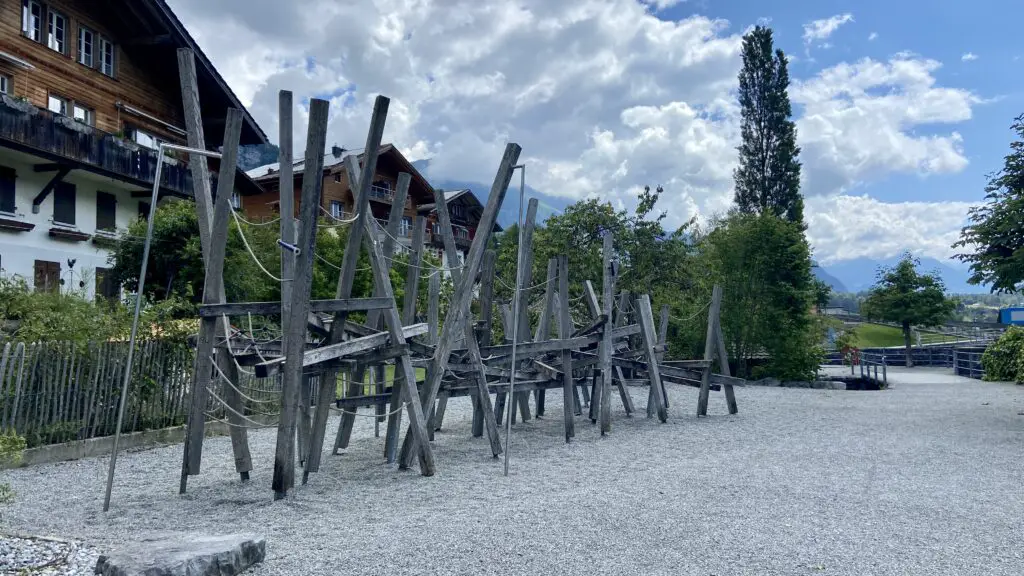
[[953, 349, 958, 376]]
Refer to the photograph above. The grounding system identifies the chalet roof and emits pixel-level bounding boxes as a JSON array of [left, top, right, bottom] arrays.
[[418, 189, 503, 232], [246, 144, 435, 200], [121, 1, 268, 145]]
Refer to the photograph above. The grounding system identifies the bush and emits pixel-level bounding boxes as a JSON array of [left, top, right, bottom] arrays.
[[0, 431, 26, 506], [980, 327, 1024, 382]]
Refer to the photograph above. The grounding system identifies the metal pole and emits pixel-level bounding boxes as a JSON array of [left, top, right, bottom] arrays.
[[503, 163, 526, 477], [103, 143, 221, 512]]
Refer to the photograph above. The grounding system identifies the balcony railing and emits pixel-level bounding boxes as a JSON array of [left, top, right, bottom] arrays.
[[368, 184, 393, 201], [0, 97, 191, 196]]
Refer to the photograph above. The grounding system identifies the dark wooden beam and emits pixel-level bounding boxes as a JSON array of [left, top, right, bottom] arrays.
[[124, 34, 173, 45], [31, 167, 70, 213], [33, 163, 64, 172], [199, 297, 395, 317]]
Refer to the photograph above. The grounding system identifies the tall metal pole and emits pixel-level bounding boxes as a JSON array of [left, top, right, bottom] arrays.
[[504, 164, 526, 477], [103, 143, 222, 512]]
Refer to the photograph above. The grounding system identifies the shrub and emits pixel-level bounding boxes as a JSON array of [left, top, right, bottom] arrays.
[[0, 431, 26, 506], [980, 327, 1024, 382]]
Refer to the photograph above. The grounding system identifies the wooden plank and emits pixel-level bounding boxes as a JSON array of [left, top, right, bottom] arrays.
[[647, 302, 670, 417], [349, 154, 437, 476], [257, 324, 428, 377], [715, 287, 739, 415], [179, 107, 248, 491], [697, 285, 723, 417], [427, 271, 440, 346], [398, 143, 521, 469], [199, 298, 395, 317], [612, 291, 635, 416], [584, 280, 601, 319], [473, 249, 497, 437], [428, 184, 502, 455], [479, 336, 599, 359], [272, 97, 330, 498], [558, 255, 575, 441], [637, 294, 668, 422]]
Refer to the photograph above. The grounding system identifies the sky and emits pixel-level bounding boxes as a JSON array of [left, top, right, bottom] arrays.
[[167, 0, 1023, 267]]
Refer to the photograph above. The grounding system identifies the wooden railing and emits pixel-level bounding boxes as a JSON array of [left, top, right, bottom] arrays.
[[0, 98, 191, 196]]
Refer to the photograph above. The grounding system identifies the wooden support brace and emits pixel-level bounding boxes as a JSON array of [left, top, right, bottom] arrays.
[[697, 285, 724, 417]]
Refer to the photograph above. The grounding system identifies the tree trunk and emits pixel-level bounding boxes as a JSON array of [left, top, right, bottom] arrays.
[[902, 322, 913, 368]]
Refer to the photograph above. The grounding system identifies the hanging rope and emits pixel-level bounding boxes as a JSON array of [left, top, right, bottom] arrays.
[[319, 205, 361, 224], [330, 401, 408, 417], [210, 355, 280, 405], [232, 211, 281, 227], [205, 384, 280, 425], [669, 301, 711, 324], [230, 208, 291, 282]]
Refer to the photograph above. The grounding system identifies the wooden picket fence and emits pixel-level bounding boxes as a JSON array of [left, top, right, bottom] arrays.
[[0, 340, 282, 448]]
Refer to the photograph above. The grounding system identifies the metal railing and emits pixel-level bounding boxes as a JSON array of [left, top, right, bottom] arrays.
[[952, 347, 986, 380]]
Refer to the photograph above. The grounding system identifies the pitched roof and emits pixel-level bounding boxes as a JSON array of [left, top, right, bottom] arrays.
[[418, 189, 502, 232], [120, 1, 268, 145]]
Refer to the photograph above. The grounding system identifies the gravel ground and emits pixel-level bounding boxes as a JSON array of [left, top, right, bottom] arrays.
[[2, 368, 1022, 575], [0, 535, 98, 575]]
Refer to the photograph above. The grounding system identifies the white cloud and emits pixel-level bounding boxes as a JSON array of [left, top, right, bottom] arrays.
[[166, 0, 979, 264], [803, 13, 854, 44], [868, 32, 878, 41], [643, 0, 686, 9], [961, 52, 979, 61], [806, 195, 975, 265]]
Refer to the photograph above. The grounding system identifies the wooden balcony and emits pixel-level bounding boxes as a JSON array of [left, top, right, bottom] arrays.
[[0, 96, 191, 196]]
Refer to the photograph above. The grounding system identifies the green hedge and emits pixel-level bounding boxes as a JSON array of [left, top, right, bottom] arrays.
[[980, 327, 1024, 382]]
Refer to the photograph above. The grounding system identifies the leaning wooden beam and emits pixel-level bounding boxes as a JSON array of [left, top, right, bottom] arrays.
[[472, 249, 497, 437], [332, 170, 411, 458], [612, 291, 635, 416], [430, 186, 502, 454], [637, 294, 668, 422], [427, 270, 446, 429], [512, 198, 540, 424], [256, 324, 428, 378], [697, 285, 724, 417], [271, 98, 330, 498], [178, 103, 249, 492], [382, 217, 426, 462], [714, 288, 738, 415], [199, 298, 395, 317], [398, 143, 521, 470]]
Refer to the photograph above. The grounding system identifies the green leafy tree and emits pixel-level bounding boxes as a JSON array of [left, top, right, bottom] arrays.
[[861, 253, 956, 367], [700, 213, 821, 379], [954, 114, 1024, 292], [733, 26, 803, 223]]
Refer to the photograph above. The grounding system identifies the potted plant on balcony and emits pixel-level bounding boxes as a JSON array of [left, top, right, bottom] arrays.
[[0, 94, 37, 115], [109, 129, 140, 152]]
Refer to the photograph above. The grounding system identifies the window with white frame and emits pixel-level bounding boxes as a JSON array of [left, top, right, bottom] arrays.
[[73, 103, 93, 125], [0, 75, 9, 95], [132, 127, 160, 150], [330, 200, 343, 219], [400, 216, 412, 237], [48, 94, 67, 116], [47, 9, 66, 53], [22, 0, 42, 42], [99, 36, 115, 77], [78, 27, 94, 67], [230, 191, 241, 210]]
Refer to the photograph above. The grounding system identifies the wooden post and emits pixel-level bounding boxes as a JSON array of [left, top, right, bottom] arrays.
[[178, 108, 249, 491], [512, 198, 539, 424], [558, 255, 575, 441], [272, 98, 330, 498], [697, 285, 723, 417], [612, 291, 635, 416], [398, 144, 521, 469], [637, 295, 668, 422], [714, 304, 738, 415], [533, 257, 558, 417], [598, 234, 615, 434], [279, 89, 300, 460], [177, 50, 251, 490], [472, 249, 497, 437]]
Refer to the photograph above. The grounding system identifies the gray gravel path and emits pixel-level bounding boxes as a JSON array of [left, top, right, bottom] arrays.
[[3, 368, 1022, 575]]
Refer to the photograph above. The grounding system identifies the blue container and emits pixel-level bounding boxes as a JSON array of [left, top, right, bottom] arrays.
[[998, 307, 1024, 325]]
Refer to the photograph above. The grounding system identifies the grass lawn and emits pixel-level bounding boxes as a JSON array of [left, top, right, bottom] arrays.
[[850, 323, 950, 348], [336, 365, 427, 397]]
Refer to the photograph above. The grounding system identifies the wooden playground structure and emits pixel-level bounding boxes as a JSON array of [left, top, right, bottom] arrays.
[[164, 49, 744, 501]]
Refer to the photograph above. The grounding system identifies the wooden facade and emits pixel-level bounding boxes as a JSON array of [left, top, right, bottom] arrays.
[[244, 145, 434, 231]]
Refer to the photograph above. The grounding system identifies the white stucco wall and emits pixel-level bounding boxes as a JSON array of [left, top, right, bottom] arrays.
[[0, 151, 147, 299]]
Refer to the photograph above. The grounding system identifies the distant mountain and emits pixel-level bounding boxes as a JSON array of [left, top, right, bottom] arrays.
[[812, 264, 847, 293], [238, 143, 281, 172], [411, 159, 571, 229], [818, 256, 986, 294]]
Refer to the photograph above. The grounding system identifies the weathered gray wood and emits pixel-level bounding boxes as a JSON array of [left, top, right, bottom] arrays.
[[398, 143, 521, 469], [180, 107, 249, 491], [612, 292, 635, 416], [557, 255, 575, 441], [511, 199, 539, 424], [598, 234, 614, 434], [637, 295, 668, 422], [272, 98, 330, 497], [583, 281, 601, 319], [199, 298, 394, 317], [697, 285, 723, 417], [428, 272, 440, 346], [257, 324, 427, 377], [647, 301, 671, 412], [279, 90, 295, 351], [425, 184, 502, 455], [385, 217, 425, 462], [535, 259, 558, 342], [714, 288, 738, 415], [472, 250, 497, 438]]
